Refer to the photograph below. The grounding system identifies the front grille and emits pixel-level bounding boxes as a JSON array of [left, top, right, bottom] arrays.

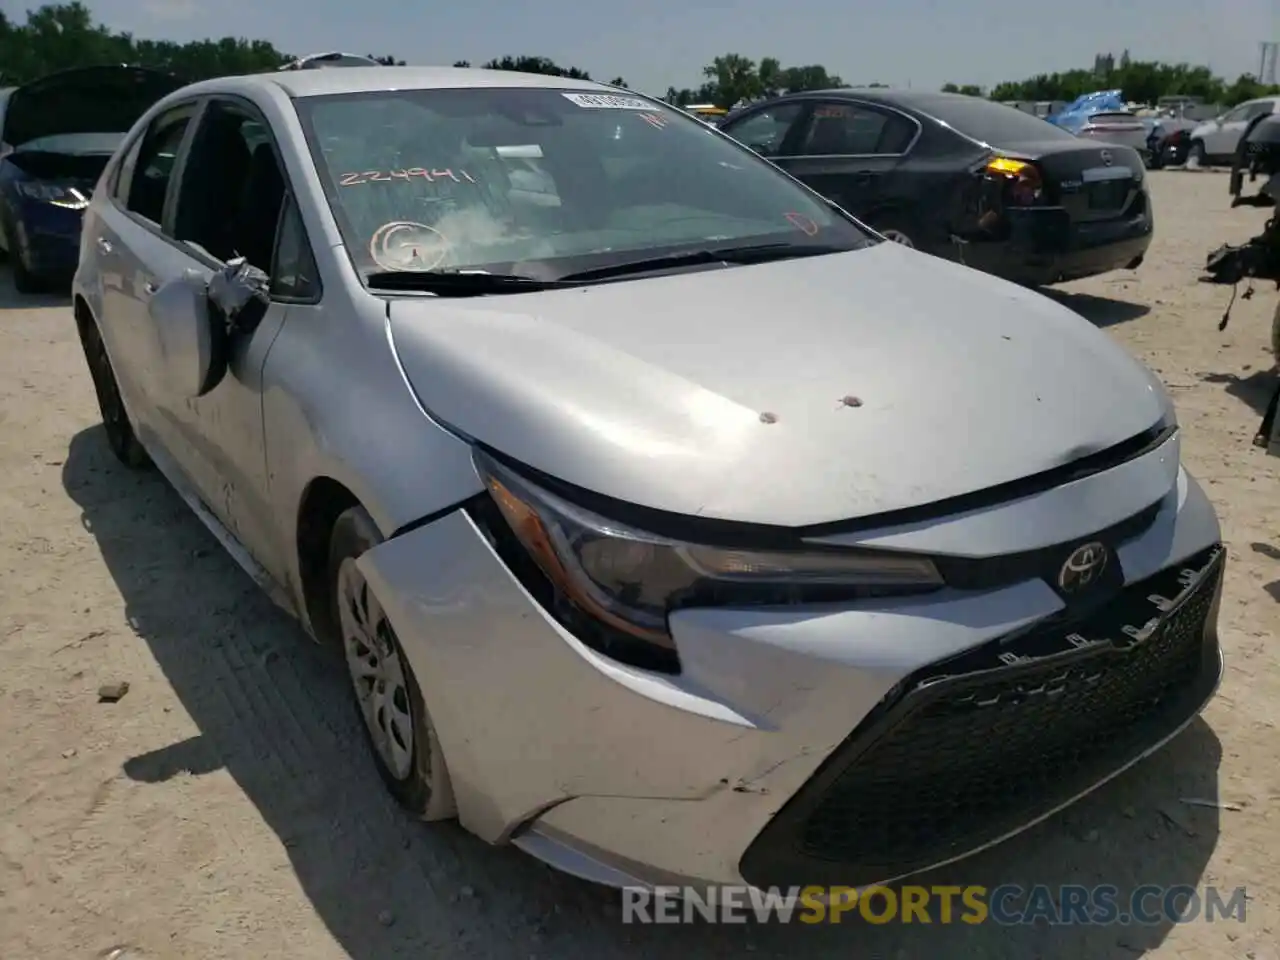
[[932, 498, 1160, 593], [739, 545, 1224, 890]]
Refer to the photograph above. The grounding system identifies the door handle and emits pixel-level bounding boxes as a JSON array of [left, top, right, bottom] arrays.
[[95, 236, 112, 255]]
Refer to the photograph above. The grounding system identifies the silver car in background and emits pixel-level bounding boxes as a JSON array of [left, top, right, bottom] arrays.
[[1070, 110, 1151, 158], [71, 67, 1225, 892]]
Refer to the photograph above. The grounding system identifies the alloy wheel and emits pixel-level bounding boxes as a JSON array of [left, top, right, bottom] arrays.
[[880, 229, 915, 249], [336, 559, 417, 782], [86, 329, 130, 449]]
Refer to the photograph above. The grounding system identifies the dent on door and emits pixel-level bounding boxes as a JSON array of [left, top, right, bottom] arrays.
[[146, 255, 289, 575]]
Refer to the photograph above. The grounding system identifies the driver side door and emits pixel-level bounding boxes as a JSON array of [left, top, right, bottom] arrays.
[[135, 96, 306, 582]]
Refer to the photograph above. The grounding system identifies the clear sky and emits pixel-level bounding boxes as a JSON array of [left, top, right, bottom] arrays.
[[37, 0, 1280, 93]]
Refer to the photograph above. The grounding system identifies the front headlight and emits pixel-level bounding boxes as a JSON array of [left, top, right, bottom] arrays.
[[16, 182, 90, 210], [470, 450, 943, 674]]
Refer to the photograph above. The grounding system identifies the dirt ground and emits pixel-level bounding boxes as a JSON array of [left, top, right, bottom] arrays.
[[0, 170, 1277, 960]]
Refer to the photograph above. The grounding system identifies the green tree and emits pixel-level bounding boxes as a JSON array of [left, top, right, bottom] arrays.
[[0, 2, 291, 84], [780, 64, 845, 92], [480, 55, 592, 80], [702, 53, 762, 108], [983, 56, 1277, 106]]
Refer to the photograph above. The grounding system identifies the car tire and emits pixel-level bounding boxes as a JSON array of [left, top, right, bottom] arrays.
[[328, 505, 456, 820], [869, 212, 922, 251], [11, 251, 46, 294], [1271, 298, 1280, 367], [1186, 140, 1206, 168], [77, 316, 152, 469]]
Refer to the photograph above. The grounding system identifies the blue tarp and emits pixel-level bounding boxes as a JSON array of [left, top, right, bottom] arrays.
[[1046, 89, 1126, 128]]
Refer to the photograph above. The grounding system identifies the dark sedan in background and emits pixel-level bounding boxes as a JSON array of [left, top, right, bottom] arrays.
[[719, 90, 1152, 286], [1146, 117, 1199, 168], [0, 65, 183, 292]]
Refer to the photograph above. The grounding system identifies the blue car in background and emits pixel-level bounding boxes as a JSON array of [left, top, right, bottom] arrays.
[[1047, 89, 1127, 129], [0, 65, 183, 293]]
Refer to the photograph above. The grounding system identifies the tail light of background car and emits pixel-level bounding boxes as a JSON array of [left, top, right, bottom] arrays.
[[985, 156, 1044, 206]]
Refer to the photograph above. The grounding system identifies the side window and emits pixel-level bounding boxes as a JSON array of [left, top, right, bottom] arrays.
[[111, 136, 143, 205], [722, 103, 805, 157], [1221, 104, 1249, 124], [796, 102, 915, 156], [270, 194, 320, 300], [123, 107, 196, 224], [1246, 101, 1275, 120], [171, 100, 287, 271]]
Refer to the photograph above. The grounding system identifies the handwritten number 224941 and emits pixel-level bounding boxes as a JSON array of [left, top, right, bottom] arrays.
[[339, 168, 477, 186]]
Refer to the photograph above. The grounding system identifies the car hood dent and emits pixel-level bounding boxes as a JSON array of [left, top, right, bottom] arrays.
[[387, 243, 1164, 526], [1, 66, 184, 151]]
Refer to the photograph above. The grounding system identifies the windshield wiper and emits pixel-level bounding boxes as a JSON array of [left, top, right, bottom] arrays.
[[557, 242, 851, 282], [366, 270, 576, 296]]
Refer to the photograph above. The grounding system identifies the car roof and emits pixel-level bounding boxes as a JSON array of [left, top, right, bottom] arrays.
[[727, 88, 997, 121], [247, 66, 608, 99], [776, 88, 977, 110]]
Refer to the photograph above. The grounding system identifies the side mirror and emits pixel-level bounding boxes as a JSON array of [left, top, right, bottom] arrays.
[[147, 270, 230, 398], [147, 258, 269, 399]]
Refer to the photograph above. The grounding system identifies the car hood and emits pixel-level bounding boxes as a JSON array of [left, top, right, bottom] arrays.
[[387, 243, 1167, 527], [1, 66, 183, 151]]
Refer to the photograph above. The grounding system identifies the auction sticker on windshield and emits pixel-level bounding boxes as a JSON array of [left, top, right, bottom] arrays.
[[561, 93, 653, 110]]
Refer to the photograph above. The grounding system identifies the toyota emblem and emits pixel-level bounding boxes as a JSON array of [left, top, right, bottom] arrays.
[[1100, 149, 1113, 166], [1058, 542, 1109, 593]]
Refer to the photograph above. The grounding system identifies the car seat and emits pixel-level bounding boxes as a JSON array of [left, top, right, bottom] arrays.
[[231, 143, 286, 271]]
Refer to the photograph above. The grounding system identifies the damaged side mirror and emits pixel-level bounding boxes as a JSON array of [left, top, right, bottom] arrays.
[[147, 257, 271, 399]]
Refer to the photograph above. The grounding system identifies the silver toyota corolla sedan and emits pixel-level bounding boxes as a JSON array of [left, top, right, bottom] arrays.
[[71, 66, 1225, 892]]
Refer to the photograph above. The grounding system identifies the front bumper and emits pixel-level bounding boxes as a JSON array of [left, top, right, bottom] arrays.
[[356, 443, 1222, 890], [10, 199, 84, 277], [963, 202, 1153, 286]]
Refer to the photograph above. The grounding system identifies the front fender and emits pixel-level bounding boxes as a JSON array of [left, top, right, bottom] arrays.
[[262, 298, 484, 620]]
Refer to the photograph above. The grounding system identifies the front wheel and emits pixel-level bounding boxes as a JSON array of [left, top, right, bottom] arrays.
[[328, 506, 455, 819], [1271, 298, 1280, 367], [77, 317, 151, 469], [1186, 140, 1207, 168]]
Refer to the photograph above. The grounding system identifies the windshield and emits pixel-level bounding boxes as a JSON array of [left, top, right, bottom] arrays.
[[925, 96, 1078, 146], [294, 87, 871, 280]]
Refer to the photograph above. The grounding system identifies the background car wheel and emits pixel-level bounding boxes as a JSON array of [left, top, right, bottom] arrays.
[[1186, 141, 1206, 168], [870, 213, 922, 251], [77, 317, 151, 469], [10, 248, 46, 294], [1271, 298, 1280, 367], [328, 505, 455, 820]]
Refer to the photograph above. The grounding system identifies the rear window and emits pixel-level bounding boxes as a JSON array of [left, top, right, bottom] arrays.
[[923, 96, 1079, 146]]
